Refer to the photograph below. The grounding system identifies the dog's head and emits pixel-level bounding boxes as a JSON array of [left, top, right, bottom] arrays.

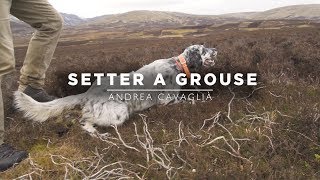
[[182, 45, 218, 72]]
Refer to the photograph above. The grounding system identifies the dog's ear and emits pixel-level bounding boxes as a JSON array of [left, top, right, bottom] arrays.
[[186, 48, 202, 72], [201, 46, 208, 55]]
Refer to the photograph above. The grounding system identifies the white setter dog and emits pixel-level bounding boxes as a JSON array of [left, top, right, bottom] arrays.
[[14, 45, 217, 136]]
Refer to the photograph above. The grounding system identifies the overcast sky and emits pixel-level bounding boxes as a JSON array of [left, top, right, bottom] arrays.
[[48, 0, 320, 18]]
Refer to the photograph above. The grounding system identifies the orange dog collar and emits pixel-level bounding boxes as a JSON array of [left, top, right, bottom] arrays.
[[176, 54, 191, 78]]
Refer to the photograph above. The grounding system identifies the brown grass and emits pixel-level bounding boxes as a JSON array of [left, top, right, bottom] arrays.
[[1, 23, 319, 179]]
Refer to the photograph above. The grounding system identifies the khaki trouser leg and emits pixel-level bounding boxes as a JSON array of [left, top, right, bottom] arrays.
[[0, 0, 15, 145], [10, 0, 63, 90], [0, 0, 62, 144], [0, 79, 4, 145]]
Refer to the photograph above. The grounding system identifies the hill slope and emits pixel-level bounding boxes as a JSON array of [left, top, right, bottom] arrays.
[[86, 10, 239, 30], [75, 4, 320, 30], [9, 4, 320, 35], [60, 13, 86, 26], [248, 4, 320, 20]]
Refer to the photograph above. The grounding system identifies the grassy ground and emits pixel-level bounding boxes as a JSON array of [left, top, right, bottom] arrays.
[[1, 25, 319, 179]]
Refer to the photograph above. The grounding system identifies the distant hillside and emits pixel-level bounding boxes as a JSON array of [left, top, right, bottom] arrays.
[[250, 4, 320, 20], [220, 12, 258, 19], [78, 4, 320, 30], [60, 13, 86, 26], [85, 10, 239, 30], [9, 4, 320, 35], [224, 4, 320, 21]]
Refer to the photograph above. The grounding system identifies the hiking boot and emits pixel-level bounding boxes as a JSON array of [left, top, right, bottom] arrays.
[[23, 85, 56, 102], [0, 144, 28, 172]]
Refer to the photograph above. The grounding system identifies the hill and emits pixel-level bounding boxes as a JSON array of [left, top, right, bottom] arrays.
[[60, 13, 86, 26], [85, 10, 239, 30], [248, 4, 320, 21], [10, 4, 320, 34], [85, 4, 320, 29]]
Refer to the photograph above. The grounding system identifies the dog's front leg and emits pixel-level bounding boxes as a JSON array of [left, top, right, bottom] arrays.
[[81, 121, 111, 139]]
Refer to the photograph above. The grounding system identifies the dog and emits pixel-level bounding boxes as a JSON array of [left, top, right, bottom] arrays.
[[14, 45, 217, 136]]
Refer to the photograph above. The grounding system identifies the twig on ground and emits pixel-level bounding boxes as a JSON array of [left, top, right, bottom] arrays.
[[112, 125, 140, 152], [227, 88, 236, 123], [282, 128, 320, 147], [177, 121, 189, 147], [200, 112, 221, 131]]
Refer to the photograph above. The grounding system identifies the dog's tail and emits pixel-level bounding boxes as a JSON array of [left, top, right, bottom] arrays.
[[14, 91, 85, 122]]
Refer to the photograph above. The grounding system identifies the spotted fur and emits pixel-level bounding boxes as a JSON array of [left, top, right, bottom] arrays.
[[14, 45, 217, 135]]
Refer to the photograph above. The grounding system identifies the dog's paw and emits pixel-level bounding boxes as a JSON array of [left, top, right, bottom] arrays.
[[93, 132, 111, 140], [98, 132, 111, 138]]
